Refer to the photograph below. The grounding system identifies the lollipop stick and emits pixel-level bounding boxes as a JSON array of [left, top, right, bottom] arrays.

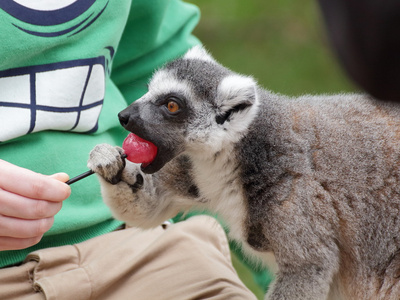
[[66, 170, 94, 185], [66, 154, 127, 185]]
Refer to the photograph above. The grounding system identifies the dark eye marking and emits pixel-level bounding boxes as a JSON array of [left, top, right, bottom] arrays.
[[155, 94, 186, 116]]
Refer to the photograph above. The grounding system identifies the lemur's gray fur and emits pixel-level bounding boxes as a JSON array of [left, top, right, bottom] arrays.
[[88, 46, 400, 300]]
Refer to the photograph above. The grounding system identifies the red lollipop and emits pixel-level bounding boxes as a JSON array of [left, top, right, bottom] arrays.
[[122, 133, 158, 167]]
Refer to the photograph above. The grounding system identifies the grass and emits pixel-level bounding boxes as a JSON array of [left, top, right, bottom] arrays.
[[186, 1, 358, 299]]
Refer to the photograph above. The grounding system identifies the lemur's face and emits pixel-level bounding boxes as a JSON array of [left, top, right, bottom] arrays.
[[118, 46, 258, 174]]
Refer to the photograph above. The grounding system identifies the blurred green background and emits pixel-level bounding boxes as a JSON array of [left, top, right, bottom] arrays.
[[186, 1, 358, 299], [188, 0, 358, 96]]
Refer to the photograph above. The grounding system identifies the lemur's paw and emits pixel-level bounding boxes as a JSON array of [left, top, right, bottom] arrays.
[[88, 144, 126, 184], [122, 162, 145, 191]]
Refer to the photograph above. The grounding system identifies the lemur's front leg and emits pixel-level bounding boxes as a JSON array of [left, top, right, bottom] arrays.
[[87, 144, 183, 228]]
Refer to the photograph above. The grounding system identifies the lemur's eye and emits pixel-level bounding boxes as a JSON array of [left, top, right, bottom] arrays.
[[166, 100, 180, 113], [158, 95, 184, 116]]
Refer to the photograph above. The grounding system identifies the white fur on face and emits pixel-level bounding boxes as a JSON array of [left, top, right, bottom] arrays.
[[148, 69, 194, 100]]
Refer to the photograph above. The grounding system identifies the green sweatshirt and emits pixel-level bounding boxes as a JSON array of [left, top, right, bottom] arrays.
[[0, 0, 200, 268]]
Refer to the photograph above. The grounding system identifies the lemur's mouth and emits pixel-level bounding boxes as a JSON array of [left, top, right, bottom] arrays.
[[139, 141, 176, 174], [118, 105, 177, 174], [121, 125, 175, 174]]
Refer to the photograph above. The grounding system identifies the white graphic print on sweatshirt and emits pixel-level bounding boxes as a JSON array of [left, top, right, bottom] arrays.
[[0, 0, 114, 142], [0, 57, 105, 142]]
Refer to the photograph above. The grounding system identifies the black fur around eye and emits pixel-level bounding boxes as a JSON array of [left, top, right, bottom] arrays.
[[158, 95, 185, 115]]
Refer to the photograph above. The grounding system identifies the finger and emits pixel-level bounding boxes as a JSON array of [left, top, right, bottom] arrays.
[[0, 188, 63, 219], [0, 214, 54, 239], [0, 235, 43, 251], [49, 172, 70, 183], [0, 160, 71, 202]]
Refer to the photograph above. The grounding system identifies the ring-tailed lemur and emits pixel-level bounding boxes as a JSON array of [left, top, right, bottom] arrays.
[[88, 46, 400, 300]]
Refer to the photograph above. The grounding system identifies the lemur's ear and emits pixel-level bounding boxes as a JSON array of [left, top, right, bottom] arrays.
[[215, 74, 257, 125], [183, 45, 215, 63]]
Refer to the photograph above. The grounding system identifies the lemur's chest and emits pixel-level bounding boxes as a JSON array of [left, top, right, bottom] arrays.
[[191, 152, 248, 242]]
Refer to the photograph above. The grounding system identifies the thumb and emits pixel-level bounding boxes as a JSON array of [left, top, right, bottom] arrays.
[[50, 172, 70, 183]]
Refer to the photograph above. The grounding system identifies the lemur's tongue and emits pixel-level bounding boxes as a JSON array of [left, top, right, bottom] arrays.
[[122, 133, 158, 167]]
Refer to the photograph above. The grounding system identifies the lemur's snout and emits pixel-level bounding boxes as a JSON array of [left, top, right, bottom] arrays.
[[118, 105, 142, 132], [118, 111, 130, 128]]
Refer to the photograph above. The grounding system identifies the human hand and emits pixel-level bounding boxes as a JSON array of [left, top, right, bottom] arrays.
[[0, 160, 71, 251]]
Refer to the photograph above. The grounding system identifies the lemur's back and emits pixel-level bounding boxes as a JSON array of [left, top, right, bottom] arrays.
[[242, 90, 400, 299]]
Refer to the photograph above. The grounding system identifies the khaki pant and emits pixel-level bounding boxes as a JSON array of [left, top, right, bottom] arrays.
[[0, 216, 256, 300]]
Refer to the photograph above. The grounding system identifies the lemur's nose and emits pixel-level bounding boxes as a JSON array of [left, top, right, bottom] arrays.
[[118, 112, 130, 128]]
